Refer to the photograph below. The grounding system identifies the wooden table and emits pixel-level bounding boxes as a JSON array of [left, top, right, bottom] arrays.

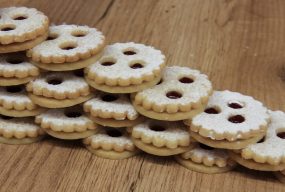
[[1, 0, 285, 191]]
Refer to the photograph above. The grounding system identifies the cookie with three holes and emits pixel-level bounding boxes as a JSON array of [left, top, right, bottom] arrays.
[[132, 66, 212, 121], [189, 90, 270, 150], [83, 126, 140, 159], [85, 42, 166, 93], [27, 24, 105, 71], [0, 52, 40, 86], [26, 71, 93, 108], [175, 142, 236, 174], [84, 92, 145, 128], [0, 115, 45, 144], [229, 110, 285, 171], [0, 7, 49, 53], [131, 120, 191, 156], [35, 105, 97, 140]]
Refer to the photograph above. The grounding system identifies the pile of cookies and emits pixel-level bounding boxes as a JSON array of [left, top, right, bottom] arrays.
[[1, 6, 285, 183]]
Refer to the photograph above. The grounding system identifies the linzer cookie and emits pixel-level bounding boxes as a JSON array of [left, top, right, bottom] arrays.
[[0, 52, 40, 86], [0, 7, 49, 53], [26, 71, 93, 108], [131, 120, 190, 156], [175, 142, 236, 174], [27, 24, 105, 71], [0, 85, 45, 117], [132, 66, 212, 121], [35, 105, 97, 140], [83, 127, 139, 159], [189, 91, 269, 149], [229, 110, 285, 171], [0, 115, 45, 144], [85, 42, 166, 93], [84, 92, 144, 127]]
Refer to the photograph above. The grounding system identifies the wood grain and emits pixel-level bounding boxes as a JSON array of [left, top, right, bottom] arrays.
[[1, 0, 285, 191]]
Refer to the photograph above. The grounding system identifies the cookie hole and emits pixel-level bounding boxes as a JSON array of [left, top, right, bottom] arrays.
[[73, 69, 84, 77], [0, 25, 16, 31], [166, 91, 182, 99], [101, 61, 116, 66], [179, 77, 194, 84], [71, 30, 88, 37], [199, 143, 214, 150], [277, 132, 285, 139], [257, 137, 265, 143], [65, 111, 82, 118], [150, 125, 166, 132], [47, 78, 63, 85], [228, 115, 245, 124], [6, 58, 24, 64], [6, 85, 22, 93], [101, 94, 118, 102], [204, 107, 220, 114], [228, 101, 244, 109], [47, 33, 59, 41], [130, 63, 144, 69], [0, 115, 13, 120], [157, 79, 163, 85], [13, 15, 28, 20], [123, 50, 137, 55], [106, 129, 123, 137], [60, 42, 78, 50]]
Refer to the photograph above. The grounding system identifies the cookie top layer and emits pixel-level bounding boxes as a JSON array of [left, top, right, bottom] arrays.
[[0, 115, 45, 139], [191, 90, 269, 141], [35, 105, 96, 132], [83, 127, 136, 152], [0, 52, 39, 78], [27, 24, 105, 63], [0, 85, 38, 110], [134, 66, 212, 113], [85, 42, 165, 86], [180, 143, 233, 167], [241, 110, 285, 165], [26, 71, 91, 100], [84, 92, 139, 120], [132, 120, 190, 149], [0, 7, 49, 44]]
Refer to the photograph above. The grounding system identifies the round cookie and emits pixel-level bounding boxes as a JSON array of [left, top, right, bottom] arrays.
[[35, 105, 97, 140], [26, 71, 93, 108], [85, 42, 166, 93], [0, 7, 49, 53], [27, 24, 105, 71], [0, 85, 45, 117], [175, 142, 236, 174], [229, 110, 285, 171], [84, 92, 144, 127], [0, 115, 45, 144], [132, 66, 212, 121], [189, 90, 269, 149], [83, 127, 140, 159], [131, 120, 190, 156], [0, 52, 40, 86]]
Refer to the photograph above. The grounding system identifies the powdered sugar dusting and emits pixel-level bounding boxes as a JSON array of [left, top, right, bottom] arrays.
[[192, 90, 269, 135]]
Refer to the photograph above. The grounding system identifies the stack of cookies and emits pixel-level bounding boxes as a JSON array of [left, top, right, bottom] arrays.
[[1, 6, 285, 185]]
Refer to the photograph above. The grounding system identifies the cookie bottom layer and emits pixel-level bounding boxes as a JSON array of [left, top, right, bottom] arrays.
[[32, 53, 102, 71], [85, 75, 162, 93], [175, 155, 236, 174], [0, 135, 44, 145], [0, 76, 36, 86], [0, 33, 48, 53], [0, 106, 46, 117], [28, 93, 93, 108], [229, 151, 285, 171], [190, 131, 264, 150], [44, 129, 97, 140], [133, 102, 206, 121], [274, 172, 285, 183], [90, 116, 145, 128], [132, 138, 189, 156], [85, 145, 139, 160]]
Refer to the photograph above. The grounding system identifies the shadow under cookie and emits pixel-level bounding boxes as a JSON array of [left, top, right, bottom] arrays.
[[274, 172, 285, 183], [44, 128, 97, 140]]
